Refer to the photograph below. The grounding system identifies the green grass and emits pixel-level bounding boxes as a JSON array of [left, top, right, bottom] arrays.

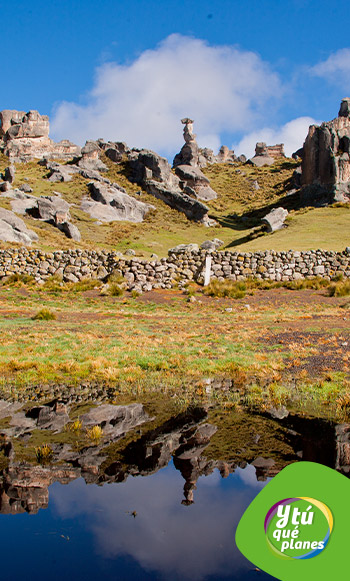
[[1, 155, 349, 255]]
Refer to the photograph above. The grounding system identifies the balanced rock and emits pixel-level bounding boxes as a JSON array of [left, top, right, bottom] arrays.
[[301, 98, 350, 205], [173, 117, 200, 167]]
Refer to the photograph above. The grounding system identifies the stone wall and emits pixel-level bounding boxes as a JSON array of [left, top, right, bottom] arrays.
[[0, 247, 349, 291]]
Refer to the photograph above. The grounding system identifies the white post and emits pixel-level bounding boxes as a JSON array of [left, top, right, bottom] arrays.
[[204, 255, 212, 286]]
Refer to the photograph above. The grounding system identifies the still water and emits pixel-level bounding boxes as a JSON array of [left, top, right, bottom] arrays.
[[0, 393, 339, 581], [0, 461, 274, 580]]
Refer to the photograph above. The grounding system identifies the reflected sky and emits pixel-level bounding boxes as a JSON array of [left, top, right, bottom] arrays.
[[0, 462, 276, 581]]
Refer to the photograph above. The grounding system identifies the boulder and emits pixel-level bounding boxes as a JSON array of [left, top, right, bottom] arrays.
[[0, 208, 38, 244], [18, 183, 33, 193], [37, 195, 70, 222], [57, 221, 81, 242], [104, 147, 123, 163], [168, 243, 199, 254], [46, 161, 80, 182], [129, 149, 174, 184], [9, 191, 38, 215], [83, 181, 153, 223], [262, 207, 288, 232], [127, 148, 210, 222], [145, 180, 209, 222], [200, 238, 224, 251]]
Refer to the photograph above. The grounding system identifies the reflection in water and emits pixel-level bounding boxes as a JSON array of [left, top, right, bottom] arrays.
[[0, 393, 347, 579]]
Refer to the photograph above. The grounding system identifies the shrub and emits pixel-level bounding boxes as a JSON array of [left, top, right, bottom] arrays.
[[32, 308, 56, 320], [109, 283, 124, 297], [3, 273, 35, 286], [204, 280, 247, 299], [35, 444, 53, 463], [328, 280, 350, 297], [66, 419, 82, 433], [86, 425, 103, 442]]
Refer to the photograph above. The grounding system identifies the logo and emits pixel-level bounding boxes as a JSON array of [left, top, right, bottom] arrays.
[[264, 497, 333, 560], [235, 462, 348, 580]]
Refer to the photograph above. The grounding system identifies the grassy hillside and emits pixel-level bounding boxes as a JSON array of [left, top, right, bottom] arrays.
[[0, 152, 349, 255]]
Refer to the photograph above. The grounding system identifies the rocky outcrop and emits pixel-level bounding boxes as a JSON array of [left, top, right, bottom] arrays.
[[82, 181, 154, 223], [46, 161, 80, 182], [174, 164, 217, 201], [248, 142, 280, 167], [0, 208, 38, 245], [262, 207, 288, 232], [7, 192, 80, 242], [128, 149, 210, 222], [300, 98, 350, 205], [77, 140, 108, 173], [0, 110, 81, 162]]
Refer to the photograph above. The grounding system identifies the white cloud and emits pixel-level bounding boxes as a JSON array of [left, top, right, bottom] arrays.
[[51, 464, 265, 580], [311, 48, 350, 89], [233, 116, 318, 158], [51, 34, 283, 157]]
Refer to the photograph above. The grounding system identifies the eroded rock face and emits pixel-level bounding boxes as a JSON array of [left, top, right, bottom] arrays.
[[77, 140, 108, 173], [82, 181, 153, 223], [174, 164, 217, 201], [0, 109, 81, 162], [301, 99, 350, 205], [248, 142, 279, 167], [128, 149, 210, 222]]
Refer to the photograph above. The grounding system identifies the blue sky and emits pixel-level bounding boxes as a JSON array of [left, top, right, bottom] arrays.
[[3, 1, 350, 157]]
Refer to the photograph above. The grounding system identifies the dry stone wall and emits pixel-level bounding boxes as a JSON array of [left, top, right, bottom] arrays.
[[0, 247, 350, 291]]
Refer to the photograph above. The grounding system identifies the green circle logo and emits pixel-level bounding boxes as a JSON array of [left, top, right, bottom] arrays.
[[264, 497, 333, 560]]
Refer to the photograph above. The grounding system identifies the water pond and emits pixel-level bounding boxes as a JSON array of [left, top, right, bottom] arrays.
[[0, 394, 345, 580]]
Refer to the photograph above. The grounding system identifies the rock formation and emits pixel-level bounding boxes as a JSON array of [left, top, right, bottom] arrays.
[[128, 149, 211, 222], [0, 207, 38, 244], [0, 109, 81, 163], [77, 140, 108, 172], [300, 98, 350, 205], [173, 118, 201, 167], [7, 191, 81, 242], [262, 207, 288, 232], [249, 142, 285, 167], [82, 181, 154, 223], [174, 164, 217, 201]]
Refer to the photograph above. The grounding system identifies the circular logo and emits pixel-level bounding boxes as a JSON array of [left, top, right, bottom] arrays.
[[264, 497, 333, 560]]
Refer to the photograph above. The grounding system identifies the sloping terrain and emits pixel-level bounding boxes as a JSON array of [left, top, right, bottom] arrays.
[[0, 152, 349, 256]]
